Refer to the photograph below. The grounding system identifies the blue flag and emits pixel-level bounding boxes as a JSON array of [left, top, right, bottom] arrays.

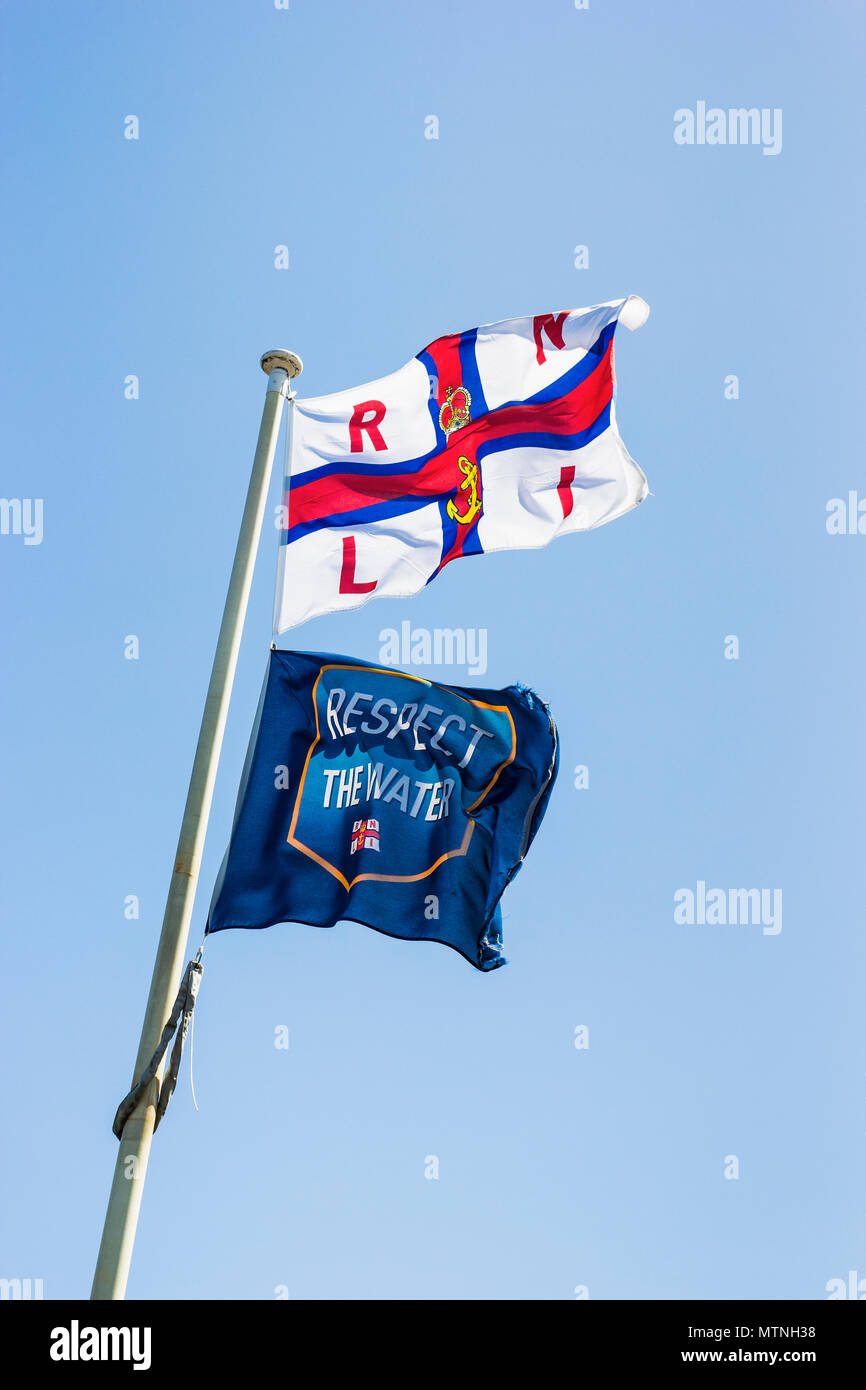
[[207, 650, 559, 970]]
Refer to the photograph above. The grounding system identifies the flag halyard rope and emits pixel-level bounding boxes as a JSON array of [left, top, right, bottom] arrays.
[[111, 955, 203, 1140]]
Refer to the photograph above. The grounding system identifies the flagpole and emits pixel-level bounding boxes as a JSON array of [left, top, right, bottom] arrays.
[[90, 348, 302, 1300]]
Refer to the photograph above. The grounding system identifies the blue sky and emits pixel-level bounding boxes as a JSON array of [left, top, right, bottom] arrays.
[[1, 0, 864, 1300]]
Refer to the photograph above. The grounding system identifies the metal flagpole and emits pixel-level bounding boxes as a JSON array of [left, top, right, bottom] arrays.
[[90, 348, 302, 1300]]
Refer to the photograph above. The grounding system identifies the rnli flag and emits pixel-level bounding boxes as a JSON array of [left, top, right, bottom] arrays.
[[275, 295, 649, 632], [206, 650, 559, 971]]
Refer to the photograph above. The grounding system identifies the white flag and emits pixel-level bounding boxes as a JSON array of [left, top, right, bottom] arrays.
[[274, 295, 649, 633]]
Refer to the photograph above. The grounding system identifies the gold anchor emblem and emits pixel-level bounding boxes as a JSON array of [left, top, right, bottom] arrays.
[[446, 455, 482, 525]]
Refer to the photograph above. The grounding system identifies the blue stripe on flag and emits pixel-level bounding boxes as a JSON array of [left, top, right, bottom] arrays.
[[432, 499, 461, 579], [416, 348, 447, 450], [458, 329, 488, 418]]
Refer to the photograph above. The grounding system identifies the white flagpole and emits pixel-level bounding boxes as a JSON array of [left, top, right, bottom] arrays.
[[90, 349, 302, 1300]]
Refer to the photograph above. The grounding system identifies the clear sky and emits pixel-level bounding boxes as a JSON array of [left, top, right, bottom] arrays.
[[1, 0, 864, 1300]]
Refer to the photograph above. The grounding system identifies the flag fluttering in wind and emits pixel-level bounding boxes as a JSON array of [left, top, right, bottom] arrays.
[[274, 296, 649, 633], [207, 650, 559, 971]]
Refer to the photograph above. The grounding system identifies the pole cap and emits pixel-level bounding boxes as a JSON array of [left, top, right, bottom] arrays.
[[260, 349, 303, 379]]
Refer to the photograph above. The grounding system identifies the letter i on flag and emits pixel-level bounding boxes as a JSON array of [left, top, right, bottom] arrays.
[[275, 296, 650, 632]]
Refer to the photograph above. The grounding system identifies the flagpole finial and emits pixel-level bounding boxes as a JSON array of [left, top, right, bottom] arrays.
[[260, 349, 303, 379]]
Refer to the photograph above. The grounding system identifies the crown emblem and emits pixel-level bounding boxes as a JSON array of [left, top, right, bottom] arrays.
[[438, 385, 471, 436]]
